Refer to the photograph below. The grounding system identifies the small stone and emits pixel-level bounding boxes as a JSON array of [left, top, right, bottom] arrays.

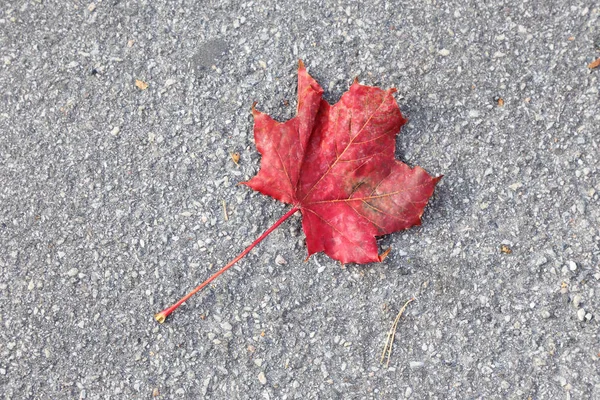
[[220, 322, 232, 331], [533, 357, 546, 367], [481, 365, 493, 375], [67, 268, 79, 277], [577, 308, 586, 321], [87, 3, 96, 12], [438, 49, 450, 56], [534, 256, 548, 267], [585, 313, 593, 321], [568, 261, 577, 271], [540, 310, 551, 319], [201, 377, 211, 396], [468, 110, 480, 118], [110, 126, 120, 136], [409, 361, 424, 369], [258, 371, 267, 385], [28, 280, 35, 290], [275, 255, 287, 265], [404, 386, 413, 397], [254, 358, 263, 367], [175, 388, 185, 395], [572, 294, 582, 308], [509, 182, 523, 191]]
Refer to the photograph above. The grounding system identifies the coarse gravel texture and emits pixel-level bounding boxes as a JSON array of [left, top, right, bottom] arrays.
[[1, 0, 599, 399]]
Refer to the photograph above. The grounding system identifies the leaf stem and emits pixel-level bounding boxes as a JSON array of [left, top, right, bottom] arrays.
[[155, 207, 300, 323]]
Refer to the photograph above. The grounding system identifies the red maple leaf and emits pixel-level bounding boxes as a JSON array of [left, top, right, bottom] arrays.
[[155, 61, 441, 322], [244, 61, 441, 264]]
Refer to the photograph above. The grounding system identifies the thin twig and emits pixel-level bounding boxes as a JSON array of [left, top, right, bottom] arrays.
[[222, 200, 228, 221], [380, 297, 415, 367]]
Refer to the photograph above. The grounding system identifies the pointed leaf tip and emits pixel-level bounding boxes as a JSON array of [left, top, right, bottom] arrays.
[[378, 248, 392, 262], [298, 59, 305, 70]]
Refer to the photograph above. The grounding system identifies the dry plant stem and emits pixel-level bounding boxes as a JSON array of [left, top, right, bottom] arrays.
[[380, 297, 415, 366], [155, 207, 300, 323], [222, 200, 228, 221]]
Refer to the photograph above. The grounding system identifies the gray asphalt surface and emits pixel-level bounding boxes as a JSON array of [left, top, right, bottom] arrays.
[[1, 1, 599, 399]]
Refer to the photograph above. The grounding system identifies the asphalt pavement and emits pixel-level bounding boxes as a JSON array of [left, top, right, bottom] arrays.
[[1, 1, 599, 399]]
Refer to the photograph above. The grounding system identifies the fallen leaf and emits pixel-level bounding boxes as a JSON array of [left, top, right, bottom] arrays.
[[231, 152, 240, 165], [127, 39, 135, 47], [135, 79, 149, 90], [155, 61, 441, 322], [588, 57, 600, 69], [244, 60, 441, 263], [152, 388, 160, 397], [500, 244, 512, 254]]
